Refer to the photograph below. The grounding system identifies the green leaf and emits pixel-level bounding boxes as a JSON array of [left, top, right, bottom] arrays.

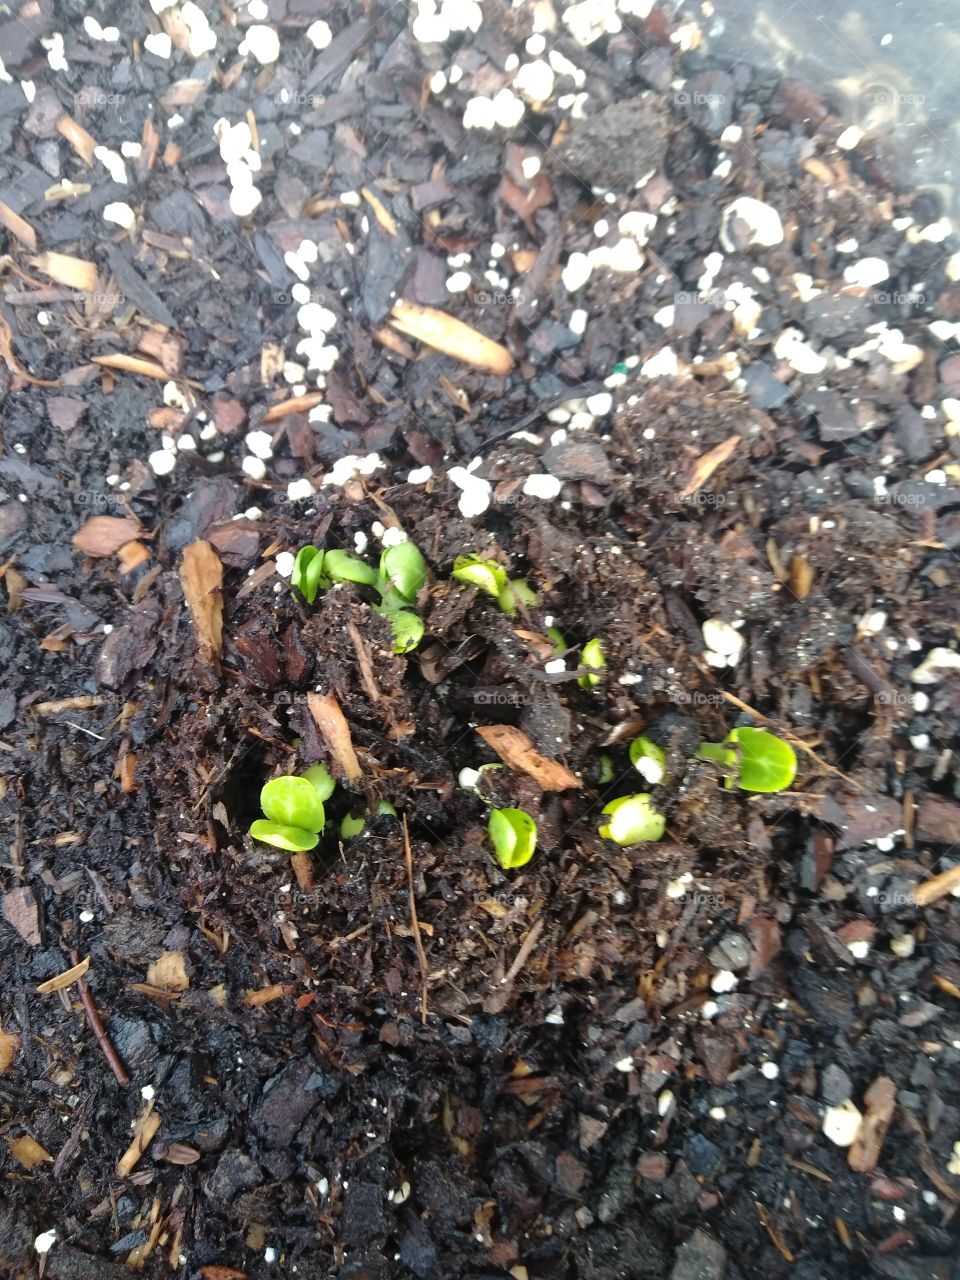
[[725, 727, 797, 793], [387, 610, 424, 654], [379, 542, 427, 605], [546, 626, 567, 655], [303, 763, 335, 801], [628, 736, 667, 785], [578, 638, 606, 689], [323, 550, 381, 588], [249, 820, 319, 851], [508, 578, 538, 607], [488, 807, 538, 870], [598, 794, 665, 845], [291, 545, 327, 604], [260, 776, 326, 833], [340, 813, 366, 839], [452, 555, 508, 599], [377, 800, 397, 816]]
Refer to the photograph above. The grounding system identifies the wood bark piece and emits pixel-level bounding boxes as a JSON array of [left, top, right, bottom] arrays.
[[29, 252, 99, 292], [179, 540, 223, 666], [390, 300, 514, 375], [475, 724, 580, 791], [116, 1106, 161, 1177], [73, 515, 142, 558], [36, 956, 90, 994], [92, 353, 170, 380], [679, 434, 739, 498], [914, 864, 960, 906], [55, 113, 97, 165], [307, 691, 362, 782], [848, 1076, 896, 1173], [0, 198, 36, 250], [2, 887, 40, 945]]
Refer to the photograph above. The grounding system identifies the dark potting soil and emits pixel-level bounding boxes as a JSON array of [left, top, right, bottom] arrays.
[[0, 3, 959, 1279]]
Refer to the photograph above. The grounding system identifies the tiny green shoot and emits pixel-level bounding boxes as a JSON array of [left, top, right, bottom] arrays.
[[291, 545, 329, 604], [598, 794, 665, 845], [452, 555, 537, 617], [598, 752, 615, 784], [546, 626, 567, 654], [488, 807, 538, 870], [578, 638, 606, 689], [340, 799, 397, 840], [303, 762, 335, 801], [452, 554, 508, 599], [629, 736, 667, 785], [696, 727, 797, 793]]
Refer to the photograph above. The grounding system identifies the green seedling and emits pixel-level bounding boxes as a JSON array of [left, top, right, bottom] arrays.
[[598, 752, 615, 784], [629, 736, 667, 785], [380, 542, 427, 607], [598, 794, 665, 845], [696, 727, 797, 793], [488, 807, 538, 870], [452, 554, 509, 599], [498, 577, 538, 617], [578, 638, 606, 689], [340, 799, 397, 840], [340, 813, 366, 839], [291, 545, 329, 604], [250, 773, 328, 851], [459, 763, 503, 793], [451, 555, 538, 617], [303, 762, 335, 801], [384, 609, 425, 655], [546, 626, 567, 654], [323, 549, 382, 588]]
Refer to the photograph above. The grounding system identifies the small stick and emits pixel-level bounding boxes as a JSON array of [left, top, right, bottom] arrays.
[[347, 619, 381, 704], [502, 917, 544, 987], [70, 950, 129, 1086], [402, 816, 429, 1025]]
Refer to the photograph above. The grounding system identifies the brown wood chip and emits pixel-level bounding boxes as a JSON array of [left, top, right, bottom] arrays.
[[0, 198, 37, 250], [163, 1142, 201, 1165], [55, 113, 97, 166], [0, 1028, 20, 1074], [307, 691, 362, 783], [29, 251, 99, 293], [2, 887, 40, 946], [73, 515, 143, 558], [475, 725, 581, 791], [179, 540, 223, 666], [116, 1106, 161, 1177], [244, 984, 292, 1006], [390, 300, 514, 375], [92, 353, 170, 380], [36, 956, 90, 994], [848, 1075, 896, 1173], [146, 950, 190, 993], [678, 434, 740, 498], [6, 1135, 53, 1169], [913, 863, 960, 906], [362, 186, 397, 235], [261, 392, 326, 423]]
